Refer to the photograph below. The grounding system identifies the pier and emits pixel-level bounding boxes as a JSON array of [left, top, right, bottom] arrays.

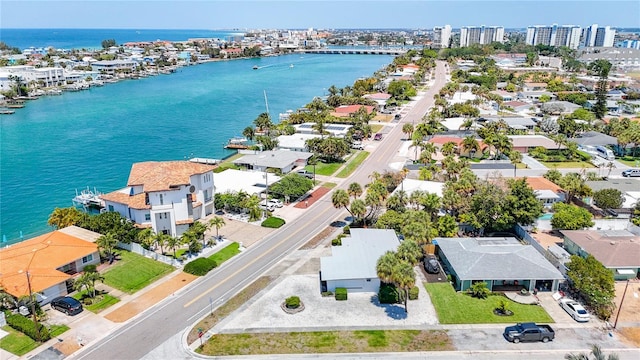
[[190, 158, 222, 165], [295, 48, 407, 56]]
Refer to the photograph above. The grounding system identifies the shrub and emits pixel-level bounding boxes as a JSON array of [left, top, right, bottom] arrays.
[[5, 312, 51, 342], [285, 296, 300, 309], [183, 257, 217, 276], [331, 237, 342, 246], [321, 291, 333, 297], [83, 264, 97, 273], [467, 282, 490, 299], [261, 216, 285, 228], [335, 287, 348, 301], [342, 225, 350, 234], [409, 286, 419, 300], [378, 283, 400, 304]]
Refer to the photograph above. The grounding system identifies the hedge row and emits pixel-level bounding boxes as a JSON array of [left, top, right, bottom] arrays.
[[183, 257, 217, 276], [378, 284, 419, 303], [335, 287, 348, 301], [5, 312, 51, 342]]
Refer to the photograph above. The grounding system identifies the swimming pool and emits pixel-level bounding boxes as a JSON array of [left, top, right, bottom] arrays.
[[539, 213, 553, 220]]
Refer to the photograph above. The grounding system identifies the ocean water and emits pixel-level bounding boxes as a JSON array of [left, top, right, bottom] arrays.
[[0, 53, 393, 244], [0, 28, 244, 50]]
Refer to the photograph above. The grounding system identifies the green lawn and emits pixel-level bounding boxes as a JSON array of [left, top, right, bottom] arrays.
[[0, 325, 38, 356], [49, 324, 70, 337], [336, 151, 370, 178], [72, 292, 120, 313], [213, 162, 242, 173], [370, 124, 384, 133], [305, 162, 343, 176], [618, 157, 640, 167], [540, 161, 595, 169], [424, 283, 553, 324], [322, 182, 337, 189], [208, 242, 240, 265], [102, 251, 174, 294]]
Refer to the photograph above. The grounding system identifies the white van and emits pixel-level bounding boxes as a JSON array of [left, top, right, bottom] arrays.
[[595, 146, 615, 161]]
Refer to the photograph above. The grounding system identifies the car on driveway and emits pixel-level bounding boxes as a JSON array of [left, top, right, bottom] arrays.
[[559, 298, 590, 322], [622, 169, 640, 177], [50, 296, 83, 316], [295, 169, 314, 179], [424, 256, 440, 274], [267, 199, 284, 208], [259, 200, 276, 212]]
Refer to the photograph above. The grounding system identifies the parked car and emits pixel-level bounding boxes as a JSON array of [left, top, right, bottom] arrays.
[[503, 322, 555, 343], [424, 256, 440, 274], [295, 170, 314, 179], [351, 143, 364, 150], [373, 133, 383, 141], [50, 296, 83, 316], [622, 169, 640, 177], [559, 298, 590, 322], [259, 200, 276, 212], [605, 208, 618, 217], [267, 199, 284, 208]]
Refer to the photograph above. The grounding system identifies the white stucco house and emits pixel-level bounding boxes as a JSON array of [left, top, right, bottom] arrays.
[[101, 161, 215, 237], [320, 229, 400, 293]]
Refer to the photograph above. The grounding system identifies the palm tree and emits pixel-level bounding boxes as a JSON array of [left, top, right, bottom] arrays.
[[461, 136, 480, 158], [350, 199, 367, 225], [242, 126, 255, 141], [166, 236, 181, 258], [394, 261, 416, 313], [396, 239, 422, 266], [564, 344, 619, 360], [137, 228, 155, 250], [441, 141, 457, 157], [154, 232, 168, 255], [74, 273, 92, 297], [96, 233, 118, 261], [347, 182, 363, 199], [402, 123, 414, 140], [208, 216, 226, 240], [77, 271, 104, 298], [376, 251, 398, 284], [331, 189, 353, 218], [47, 207, 82, 229]]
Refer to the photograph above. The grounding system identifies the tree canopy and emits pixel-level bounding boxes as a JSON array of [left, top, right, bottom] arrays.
[[566, 255, 615, 320], [551, 203, 594, 230]]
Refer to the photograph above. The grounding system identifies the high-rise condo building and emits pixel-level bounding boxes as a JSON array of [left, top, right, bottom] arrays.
[[583, 24, 616, 47], [433, 25, 452, 48], [459, 26, 505, 47], [526, 24, 582, 49]]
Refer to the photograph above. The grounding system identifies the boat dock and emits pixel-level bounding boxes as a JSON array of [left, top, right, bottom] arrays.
[[72, 187, 104, 210], [190, 158, 221, 165]]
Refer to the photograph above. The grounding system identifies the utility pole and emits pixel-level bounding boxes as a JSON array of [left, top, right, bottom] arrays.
[[613, 279, 630, 329], [25, 271, 41, 342]]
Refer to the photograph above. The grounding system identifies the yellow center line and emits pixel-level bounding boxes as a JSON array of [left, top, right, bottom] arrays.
[[184, 205, 333, 308]]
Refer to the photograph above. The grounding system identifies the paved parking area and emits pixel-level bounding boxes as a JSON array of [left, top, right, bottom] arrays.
[[216, 273, 439, 333]]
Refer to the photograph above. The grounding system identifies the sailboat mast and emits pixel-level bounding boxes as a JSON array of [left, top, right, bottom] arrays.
[[263, 90, 270, 118]]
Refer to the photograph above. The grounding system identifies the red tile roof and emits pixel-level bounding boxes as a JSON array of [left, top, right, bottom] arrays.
[[333, 105, 375, 115], [100, 191, 150, 209], [127, 161, 214, 192]]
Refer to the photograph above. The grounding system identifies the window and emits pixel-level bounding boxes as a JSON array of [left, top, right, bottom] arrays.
[[82, 254, 94, 264], [145, 213, 151, 221], [108, 205, 114, 212], [159, 194, 164, 205]]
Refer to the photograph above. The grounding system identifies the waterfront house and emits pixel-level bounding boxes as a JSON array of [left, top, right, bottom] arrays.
[[560, 229, 640, 280], [320, 229, 400, 293], [0, 227, 100, 304], [331, 104, 376, 118], [276, 133, 321, 152], [91, 60, 138, 75], [233, 149, 313, 173], [363, 93, 392, 110], [436, 237, 564, 292], [101, 161, 215, 237], [294, 122, 352, 137], [213, 169, 281, 197]]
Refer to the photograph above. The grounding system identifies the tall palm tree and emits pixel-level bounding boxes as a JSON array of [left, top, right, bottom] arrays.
[[153, 232, 167, 255], [137, 228, 155, 250], [208, 216, 226, 239], [96, 233, 118, 261], [166, 236, 181, 258], [441, 141, 457, 157], [461, 136, 480, 158], [332, 189, 353, 218], [394, 261, 416, 313], [242, 126, 255, 141], [396, 239, 422, 266], [376, 251, 398, 285], [347, 182, 363, 199], [350, 199, 367, 225], [402, 123, 414, 141]]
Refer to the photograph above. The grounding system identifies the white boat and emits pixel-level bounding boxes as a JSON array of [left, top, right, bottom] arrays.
[[225, 136, 250, 149], [279, 109, 294, 121], [289, 64, 294, 68], [72, 187, 104, 209]]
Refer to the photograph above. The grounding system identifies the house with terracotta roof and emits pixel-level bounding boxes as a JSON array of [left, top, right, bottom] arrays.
[[101, 161, 215, 237], [331, 104, 376, 118], [522, 177, 566, 207], [560, 229, 640, 280], [0, 227, 100, 304], [363, 93, 391, 110]]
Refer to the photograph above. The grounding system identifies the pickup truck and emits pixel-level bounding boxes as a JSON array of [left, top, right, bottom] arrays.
[[295, 169, 314, 179], [503, 322, 555, 343]]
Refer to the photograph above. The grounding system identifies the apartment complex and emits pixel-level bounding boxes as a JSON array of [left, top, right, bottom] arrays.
[[583, 24, 616, 47], [432, 25, 452, 48], [526, 24, 582, 49], [459, 26, 505, 47]]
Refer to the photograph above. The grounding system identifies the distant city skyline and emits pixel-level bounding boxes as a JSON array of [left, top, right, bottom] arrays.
[[1, 0, 639, 30]]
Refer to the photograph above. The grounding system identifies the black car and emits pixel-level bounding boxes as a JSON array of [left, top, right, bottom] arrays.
[[424, 256, 440, 274], [50, 296, 83, 316]]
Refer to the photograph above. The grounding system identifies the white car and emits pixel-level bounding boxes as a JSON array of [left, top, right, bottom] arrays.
[[559, 298, 590, 322], [259, 200, 276, 212], [267, 199, 283, 208]]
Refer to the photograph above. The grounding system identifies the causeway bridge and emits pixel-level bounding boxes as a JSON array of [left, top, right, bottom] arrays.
[[295, 48, 406, 55]]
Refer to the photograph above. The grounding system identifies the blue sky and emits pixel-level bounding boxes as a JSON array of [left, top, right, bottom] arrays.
[[2, 0, 639, 29]]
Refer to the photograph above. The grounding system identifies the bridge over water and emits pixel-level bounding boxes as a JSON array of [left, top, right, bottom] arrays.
[[295, 48, 406, 55]]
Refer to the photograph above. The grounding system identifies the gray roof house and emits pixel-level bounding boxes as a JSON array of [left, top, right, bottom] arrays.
[[233, 149, 313, 174], [436, 237, 564, 292], [571, 131, 618, 147], [320, 229, 400, 293]]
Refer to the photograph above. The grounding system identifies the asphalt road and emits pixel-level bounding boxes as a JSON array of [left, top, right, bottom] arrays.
[[71, 62, 449, 360]]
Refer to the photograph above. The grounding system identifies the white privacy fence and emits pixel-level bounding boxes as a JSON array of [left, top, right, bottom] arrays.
[[117, 241, 181, 267]]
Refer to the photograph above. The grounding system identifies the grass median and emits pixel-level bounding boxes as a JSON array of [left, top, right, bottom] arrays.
[[336, 151, 369, 178], [197, 330, 452, 355]]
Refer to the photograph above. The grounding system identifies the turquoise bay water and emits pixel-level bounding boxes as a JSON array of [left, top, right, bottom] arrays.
[[0, 54, 392, 243]]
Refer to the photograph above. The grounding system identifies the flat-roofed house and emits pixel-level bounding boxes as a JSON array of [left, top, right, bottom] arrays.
[[509, 135, 565, 153], [233, 149, 313, 173], [0, 227, 101, 304], [320, 229, 400, 293], [101, 161, 215, 237], [561, 230, 640, 280]]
